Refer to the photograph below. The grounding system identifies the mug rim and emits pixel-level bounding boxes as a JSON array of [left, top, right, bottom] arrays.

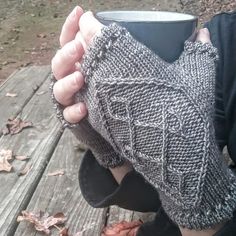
[[96, 10, 198, 23]]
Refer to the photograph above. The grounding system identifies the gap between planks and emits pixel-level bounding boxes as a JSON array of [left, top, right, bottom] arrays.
[[0, 65, 51, 135], [0, 75, 63, 236]]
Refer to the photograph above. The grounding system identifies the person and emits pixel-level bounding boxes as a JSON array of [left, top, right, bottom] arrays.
[[51, 6, 236, 236]]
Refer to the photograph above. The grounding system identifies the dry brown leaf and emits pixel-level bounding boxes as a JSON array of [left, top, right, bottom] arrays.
[[2, 118, 33, 135], [17, 211, 66, 235], [102, 220, 143, 236], [18, 163, 32, 176], [0, 149, 13, 172], [5, 92, 17, 97], [47, 170, 65, 176], [15, 155, 29, 161]]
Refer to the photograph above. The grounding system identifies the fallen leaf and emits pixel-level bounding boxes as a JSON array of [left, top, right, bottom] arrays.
[[48, 170, 65, 176], [17, 211, 66, 235], [102, 220, 143, 236], [37, 33, 47, 38], [18, 163, 32, 176], [0, 149, 13, 172], [15, 155, 29, 161], [2, 118, 33, 135], [5, 92, 17, 97], [59, 227, 69, 236]]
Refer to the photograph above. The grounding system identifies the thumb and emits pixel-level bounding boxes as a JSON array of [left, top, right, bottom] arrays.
[[195, 28, 211, 44], [175, 27, 216, 65]]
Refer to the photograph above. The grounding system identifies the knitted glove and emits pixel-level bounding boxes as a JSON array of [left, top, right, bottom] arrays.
[[77, 23, 236, 229], [50, 76, 125, 168]]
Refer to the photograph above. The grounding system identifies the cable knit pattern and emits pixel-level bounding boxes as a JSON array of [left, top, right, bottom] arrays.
[[50, 75, 125, 168], [75, 23, 236, 229], [51, 23, 236, 229]]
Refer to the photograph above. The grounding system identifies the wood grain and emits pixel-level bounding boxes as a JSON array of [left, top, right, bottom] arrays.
[[14, 129, 107, 236], [0, 65, 50, 131], [0, 77, 62, 235], [0, 66, 155, 236]]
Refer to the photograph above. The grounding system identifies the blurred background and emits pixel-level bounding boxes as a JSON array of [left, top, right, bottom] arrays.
[[0, 0, 235, 84]]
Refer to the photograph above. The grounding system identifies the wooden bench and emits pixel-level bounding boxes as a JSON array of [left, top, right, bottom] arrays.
[[0, 66, 154, 236]]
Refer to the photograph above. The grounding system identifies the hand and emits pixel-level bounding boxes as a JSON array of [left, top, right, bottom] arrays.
[[51, 6, 104, 123], [50, 7, 126, 170]]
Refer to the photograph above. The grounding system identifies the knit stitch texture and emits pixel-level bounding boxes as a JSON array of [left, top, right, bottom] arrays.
[[50, 76, 125, 168], [51, 23, 236, 229]]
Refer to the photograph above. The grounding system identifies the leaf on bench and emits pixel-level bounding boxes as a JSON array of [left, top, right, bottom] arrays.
[[2, 118, 33, 135]]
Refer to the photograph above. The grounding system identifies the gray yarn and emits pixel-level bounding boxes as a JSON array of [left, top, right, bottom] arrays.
[[50, 77, 125, 168], [52, 23, 236, 229]]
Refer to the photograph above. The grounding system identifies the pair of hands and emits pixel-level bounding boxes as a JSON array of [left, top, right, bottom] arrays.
[[51, 6, 212, 125]]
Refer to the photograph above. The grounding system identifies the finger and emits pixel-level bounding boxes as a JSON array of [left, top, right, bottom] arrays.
[[75, 31, 87, 52], [60, 6, 84, 47], [63, 102, 87, 124], [79, 11, 104, 45], [51, 38, 84, 80], [53, 71, 84, 106], [195, 28, 211, 44]]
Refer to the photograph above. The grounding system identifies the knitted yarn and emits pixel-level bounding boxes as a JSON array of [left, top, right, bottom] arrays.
[[52, 23, 236, 229]]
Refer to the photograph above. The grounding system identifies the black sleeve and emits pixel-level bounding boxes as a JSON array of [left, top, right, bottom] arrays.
[[205, 11, 236, 163]]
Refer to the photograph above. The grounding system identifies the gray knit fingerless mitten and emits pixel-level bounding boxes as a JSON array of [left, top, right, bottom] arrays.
[[50, 76, 125, 168], [76, 23, 236, 229]]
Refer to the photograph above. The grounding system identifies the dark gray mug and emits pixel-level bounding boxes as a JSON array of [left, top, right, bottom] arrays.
[[96, 11, 198, 62]]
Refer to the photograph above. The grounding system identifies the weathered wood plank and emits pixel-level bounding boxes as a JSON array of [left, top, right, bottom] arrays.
[[0, 65, 50, 131], [14, 129, 107, 236], [107, 206, 155, 226], [0, 78, 62, 236]]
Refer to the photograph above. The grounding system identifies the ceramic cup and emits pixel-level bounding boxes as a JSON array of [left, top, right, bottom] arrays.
[[96, 11, 198, 62]]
